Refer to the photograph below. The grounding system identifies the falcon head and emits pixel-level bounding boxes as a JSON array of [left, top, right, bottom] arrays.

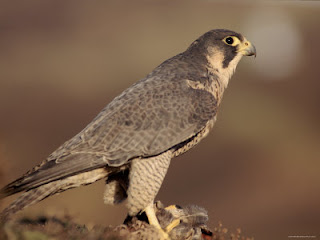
[[187, 29, 256, 87]]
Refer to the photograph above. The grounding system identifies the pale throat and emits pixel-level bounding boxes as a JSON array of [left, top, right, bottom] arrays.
[[206, 48, 243, 90]]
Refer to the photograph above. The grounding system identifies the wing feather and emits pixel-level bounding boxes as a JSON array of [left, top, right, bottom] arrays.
[[0, 65, 217, 197]]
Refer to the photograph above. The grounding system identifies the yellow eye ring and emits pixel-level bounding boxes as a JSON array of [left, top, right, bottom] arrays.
[[223, 36, 241, 47]]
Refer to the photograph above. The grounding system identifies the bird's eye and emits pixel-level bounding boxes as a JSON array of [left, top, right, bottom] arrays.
[[225, 37, 233, 45], [223, 36, 240, 46]]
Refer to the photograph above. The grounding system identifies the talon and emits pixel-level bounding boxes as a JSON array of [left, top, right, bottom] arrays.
[[145, 204, 162, 229], [144, 204, 170, 239]]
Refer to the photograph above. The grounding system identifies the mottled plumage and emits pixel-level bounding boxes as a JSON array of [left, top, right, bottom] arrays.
[[0, 29, 256, 235]]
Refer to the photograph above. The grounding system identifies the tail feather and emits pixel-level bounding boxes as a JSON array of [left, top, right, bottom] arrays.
[[1, 182, 58, 221], [0, 176, 30, 200], [0, 168, 110, 222]]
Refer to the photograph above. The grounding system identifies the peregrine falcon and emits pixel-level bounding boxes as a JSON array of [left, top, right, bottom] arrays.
[[0, 29, 256, 235]]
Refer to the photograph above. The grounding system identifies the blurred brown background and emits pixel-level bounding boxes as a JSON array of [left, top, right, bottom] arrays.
[[0, 1, 319, 239]]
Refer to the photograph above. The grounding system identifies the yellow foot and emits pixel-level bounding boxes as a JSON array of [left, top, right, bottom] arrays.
[[145, 204, 170, 239], [164, 205, 181, 232], [165, 218, 180, 233], [164, 204, 179, 211], [144, 203, 183, 239]]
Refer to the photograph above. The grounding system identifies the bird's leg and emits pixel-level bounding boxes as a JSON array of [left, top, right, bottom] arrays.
[[145, 203, 181, 238], [144, 203, 170, 239], [164, 205, 181, 233], [165, 219, 180, 233], [145, 204, 162, 229]]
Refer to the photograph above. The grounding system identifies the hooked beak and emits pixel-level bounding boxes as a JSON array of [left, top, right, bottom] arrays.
[[237, 38, 256, 57]]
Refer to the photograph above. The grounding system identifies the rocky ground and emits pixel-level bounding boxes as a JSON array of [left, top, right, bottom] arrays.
[[0, 201, 252, 240]]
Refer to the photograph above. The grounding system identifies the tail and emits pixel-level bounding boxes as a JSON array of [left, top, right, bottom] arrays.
[[0, 168, 110, 222]]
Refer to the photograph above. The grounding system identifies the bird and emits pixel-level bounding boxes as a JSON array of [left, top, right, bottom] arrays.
[[0, 29, 256, 237]]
